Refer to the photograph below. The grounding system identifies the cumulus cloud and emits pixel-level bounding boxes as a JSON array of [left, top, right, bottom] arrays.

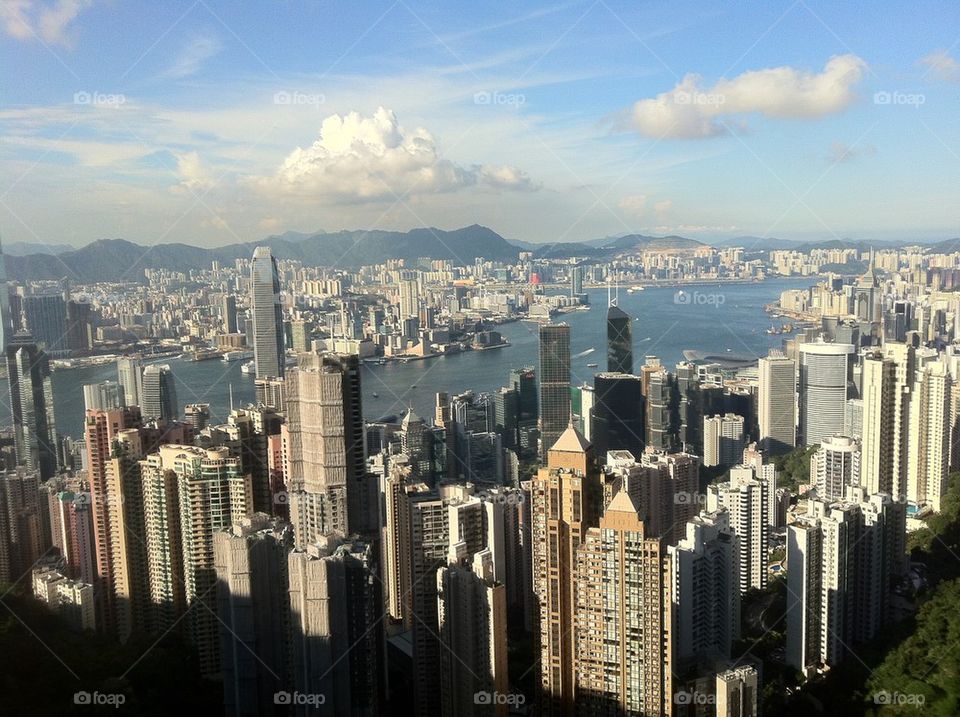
[[826, 142, 877, 164], [171, 151, 216, 194], [920, 50, 960, 83], [251, 107, 536, 200], [618, 194, 647, 217], [626, 54, 867, 139], [1, 0, 93, 46]]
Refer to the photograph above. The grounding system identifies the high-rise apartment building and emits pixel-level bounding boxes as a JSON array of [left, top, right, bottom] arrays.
[[250, 246, 285, 379], [286, 352, 369, 541], [703, 413, 746, 467], [907, 359, 952, 510], [812, 434, 861, 502]]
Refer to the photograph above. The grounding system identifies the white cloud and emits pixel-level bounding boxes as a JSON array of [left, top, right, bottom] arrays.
[[162, 34, 223, 79], [920, 49, 960, 83], [626, 54, 867, 139], [826, 142, 876, 164], [251, 106, 536, 201], [172, 151, 216, 194], [653, 199, 673, 219], [617, 194, 647, 217], [1, 0, 93, 46]]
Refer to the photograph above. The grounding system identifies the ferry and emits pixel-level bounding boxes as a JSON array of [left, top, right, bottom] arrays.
[[586, 362, 598, 368], [240, 361, 256, 375], [222, 350, 254, 363]]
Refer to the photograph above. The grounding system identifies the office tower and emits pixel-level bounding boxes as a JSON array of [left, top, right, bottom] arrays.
[[569, 265, 584, 297], [20, 294, 68, 354], [184, 403, 210, 430], [437, 547, 508, 717], [798, 341, 853, 445], [254, 376, 284, 409], [116, 356, 144, 407], [646, 366, 677, 450], [0, 468, 43, 584], [510, 366, 538, 425], [6, 333, 58, 479], [716, 666, 759, 717], [703, 413, 746, 467], [214, 515, 292, 717], [66, 299, 93, 351], [287, 537, 383, 716], [575, 490, 672, 716], [907, 359, 952, 510], [290, 318, 312, 353], [538, 324, 571, 460], [786, 492, 905, 674], [668, 510, 740, 664], [221, 294, 238, 334], [82, 381, 125, 411], [530, 424, 602, 714], [286, 352, 369, 543], [676, 361, 724, 456], [591, 372, 644, 461], [141, 445, 252, 676], [250, 246, 284, 379], [707, 463, 776, 593], [812, 435, 861, 502], [493, 386, 520, 450], [141, 363, 178, 422], [606, 304, 633, 374], [398, 276, 420, 318], [0, 238, 11, 351], [758, 352, 796, 455]]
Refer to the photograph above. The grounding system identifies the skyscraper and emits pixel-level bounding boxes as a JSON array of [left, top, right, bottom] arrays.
[[116, 356, 143, 408], [82, 381, 125, 411], [798, 341, 853, 445], [538, 323, 571, 460], [286, 352, 369, 541], [221, 293, 238, 334], [703, 413, 746, 467], [860, 351, 898, 496], [591, 372, 643, 460], [605, 304, 633, 374], [250, 246, 284, 379], [758, 352, 796, 455], [907, 359, 952, 510], [575, 491, 672, 716], [0, 237, 11, 352], [141, 363, 178, 422], [20, 294, 68, 355], [812, 435, 861, 502], [6, 333, 58, 480]]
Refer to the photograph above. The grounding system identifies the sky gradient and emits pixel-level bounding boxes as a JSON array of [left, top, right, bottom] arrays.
[[1, 0, 958, 248]]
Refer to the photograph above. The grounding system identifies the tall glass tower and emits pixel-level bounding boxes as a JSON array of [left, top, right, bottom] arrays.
[[606, 303, 633, 374], [250, 246, 284, 379], [538, 323, 571, 460]]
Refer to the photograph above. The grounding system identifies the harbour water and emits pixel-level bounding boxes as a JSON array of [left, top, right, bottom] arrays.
[[49, 277, 812, 438]]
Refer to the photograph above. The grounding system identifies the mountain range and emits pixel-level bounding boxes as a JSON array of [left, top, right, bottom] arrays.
[[4, 227, 956, 284]]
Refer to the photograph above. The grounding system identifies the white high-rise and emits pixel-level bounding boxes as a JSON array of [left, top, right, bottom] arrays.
[[703, 413, 745, 467], [907, 358, 952, 511], [250, 246, 284, 379], [798, 341, 853, 445], [812, 435, 861, 502], [758, 352, 796, 454], [116, 356, 143, 407]]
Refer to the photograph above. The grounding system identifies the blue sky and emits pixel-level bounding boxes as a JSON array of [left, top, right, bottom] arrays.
[[1, 0, 958, 248]]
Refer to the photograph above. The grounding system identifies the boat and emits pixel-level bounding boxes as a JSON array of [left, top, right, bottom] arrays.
[[372, 392, 379, 398], [240, 361, 256, 375], [185, 348, 224, 362], [222, 350, 253, 363], [586, 362, 598, 368]]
